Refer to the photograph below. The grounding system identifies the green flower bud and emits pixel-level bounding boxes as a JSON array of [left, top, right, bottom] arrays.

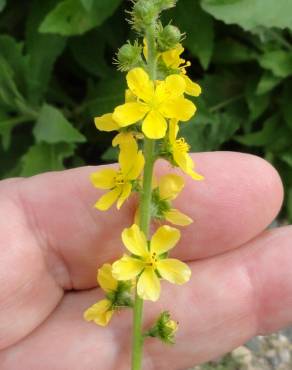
[[106, 280, 133, 308], [154, 0, 177, 12], [145, 311, 178, 344], [157, 24, 182, 51], [150, 188, 171, 220], [132, 0, 159, 31], [116, 41, 143, 71]]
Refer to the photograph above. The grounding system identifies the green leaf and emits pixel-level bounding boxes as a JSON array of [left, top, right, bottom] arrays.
[[0, 35, 28, 95], [0, 114, 33, 150], [256, 71, 282, 95], [281, 152, 292, 167], [69, 29, 111, 78], [235, 114, 279, 146], [0, 129, 32, 179], [281, 82, 292, 130], [25, 0, 66, 105], [101, 146, 118, 162], [0, 110, 11, 150], [39, 0, 122, 36], [175, 0, 214, 69], [33, 104, 86, 144], [201, 0, 292, 31], [213, 38, 258, 64], [181, 100, 241, 151], [0, 55, 26, 111], [80, 0, 94, 11], [245, 77, 269, 122], [0, 0, 6, 12], [84, 74, 126, 117], [258, 50, 292, 78], [21, 142, 75, 176]]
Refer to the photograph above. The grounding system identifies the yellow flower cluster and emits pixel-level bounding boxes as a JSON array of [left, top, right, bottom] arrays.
[[85, 42, 204, 326]]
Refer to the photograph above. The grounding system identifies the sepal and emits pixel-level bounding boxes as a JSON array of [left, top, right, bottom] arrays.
[[157, 24, 182, 52], [145, 311, 178, 344]]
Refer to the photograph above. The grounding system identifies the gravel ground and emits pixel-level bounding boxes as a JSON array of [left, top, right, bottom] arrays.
[[189, 329, 292, 370]]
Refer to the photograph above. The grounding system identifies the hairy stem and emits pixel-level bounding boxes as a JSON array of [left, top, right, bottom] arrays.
[[131, 22, 157, 370]]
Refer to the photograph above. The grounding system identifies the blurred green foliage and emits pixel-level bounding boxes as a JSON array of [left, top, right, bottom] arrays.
[[0, 0, 292, 221]]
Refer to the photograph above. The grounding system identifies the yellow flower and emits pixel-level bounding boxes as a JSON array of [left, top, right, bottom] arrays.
[[112, 224, 191, 302], [84, 264, 118, 326], [157, 174, 193, 226], [135, 174, 192, 226], [112, 67, 196, 139], [161, 44, 202, 97], [169, 119, 204, 181], [94, 113, 120, 132], [91, 143, 145, 210]]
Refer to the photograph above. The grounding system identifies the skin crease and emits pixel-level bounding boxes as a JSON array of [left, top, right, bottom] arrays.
[[0, 151, 291, 370]]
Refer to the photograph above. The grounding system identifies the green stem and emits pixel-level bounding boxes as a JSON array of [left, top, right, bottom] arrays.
[[131, 22, 157, 370], [0, 115, 33, 129], [209, 94, 244, 113]]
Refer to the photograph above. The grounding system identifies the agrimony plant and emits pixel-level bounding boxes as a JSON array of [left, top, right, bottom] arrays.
[[83, 1, 203, 369]]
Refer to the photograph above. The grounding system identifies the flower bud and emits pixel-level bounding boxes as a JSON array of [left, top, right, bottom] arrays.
[[146, 311, 178, 344], [117, 41, 142, 71], [157, 24, 182, 51], [154, 0, 177, 11], [132, 0, 159, 31]]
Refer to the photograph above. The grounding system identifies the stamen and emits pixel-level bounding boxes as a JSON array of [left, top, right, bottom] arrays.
[[175, 138, 190, 153]]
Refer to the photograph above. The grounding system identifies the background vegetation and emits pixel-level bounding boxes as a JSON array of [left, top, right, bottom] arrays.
[[0, 0, 292, 222]]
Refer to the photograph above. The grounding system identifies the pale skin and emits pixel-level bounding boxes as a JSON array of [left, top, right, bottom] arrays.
[[0, 151, 291, 370]]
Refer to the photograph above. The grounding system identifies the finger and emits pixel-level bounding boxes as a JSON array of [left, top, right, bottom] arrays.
[[1, 152, 283, 291], [1, 226, 291, 370], [0, 152, 282, 349]]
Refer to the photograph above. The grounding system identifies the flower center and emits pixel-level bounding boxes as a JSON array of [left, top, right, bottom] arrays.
[[175, 138, 190, 153], [114, 171, 125, 186], [145, 252, 158, 268]]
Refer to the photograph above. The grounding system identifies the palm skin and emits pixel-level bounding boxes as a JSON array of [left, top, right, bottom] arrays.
[[0, 151, 291, 370]]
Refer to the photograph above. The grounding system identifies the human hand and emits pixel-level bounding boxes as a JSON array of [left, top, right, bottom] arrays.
[[0, 152, 290, 370]]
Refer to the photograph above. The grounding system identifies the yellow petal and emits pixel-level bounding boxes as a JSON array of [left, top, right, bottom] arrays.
[[150, 225, 180, 255], [157, 258, 191, 285], [161, 97, 196, 121], [118, 140, 139, 175], [125, 89, 137, 103], [155, 74, 186, 102], [113, 102, 148, 127], [137, 267, 160, 301], [169, 118, 179, 144], [121, 224, 148, 257], [158, 174, 184, 200], [112, 132, 138, 151], [94, 113, 120, 132], [162, 44, 184, 69], [127, 151, 145, 180], [90, 169, 117, 189], [178, 153, 204, 181], [166, 319, 178, 332], [94, 187, 120, 211], [97, 264, 118, 292], [83, 299, 113, 326], [126, 67, 154, 102], [112, 255, 144, 280], [165, 209, 193, 226], [142, 110, 167, 139], [117, 182, 132, 209], [182, 75, 202, 97]]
